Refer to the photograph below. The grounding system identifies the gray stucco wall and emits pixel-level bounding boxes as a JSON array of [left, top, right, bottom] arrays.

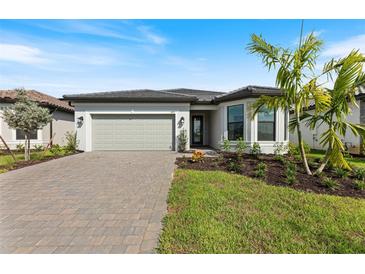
[[51, 110, 75, 146]]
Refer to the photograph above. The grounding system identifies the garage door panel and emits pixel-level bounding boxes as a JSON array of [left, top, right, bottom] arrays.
[[92, 114, 174, 151]]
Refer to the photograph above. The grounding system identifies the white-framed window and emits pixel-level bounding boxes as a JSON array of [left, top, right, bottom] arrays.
[[227, 104, 244, 140], [257, 106, 276, 141]]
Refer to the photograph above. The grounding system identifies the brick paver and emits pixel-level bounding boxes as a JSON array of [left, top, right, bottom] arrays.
[[0, 151, 176, 253]]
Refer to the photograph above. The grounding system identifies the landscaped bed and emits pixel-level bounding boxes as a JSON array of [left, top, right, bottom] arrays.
[[158, 169, 365, 253], [175, 153, 365, 199], [0, 148, 80, 174]]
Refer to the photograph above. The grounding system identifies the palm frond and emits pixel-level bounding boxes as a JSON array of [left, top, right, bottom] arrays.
[[251, 95, 287, 118]]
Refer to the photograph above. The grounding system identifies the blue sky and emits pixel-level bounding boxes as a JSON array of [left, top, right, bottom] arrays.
[[0, 19, 364, 98]]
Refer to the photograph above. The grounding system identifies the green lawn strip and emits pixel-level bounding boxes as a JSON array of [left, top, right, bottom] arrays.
[[158, 169, 365, 254], [308, 150, 365, 169]]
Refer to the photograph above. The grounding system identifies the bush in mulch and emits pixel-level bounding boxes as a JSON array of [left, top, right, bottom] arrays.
[[175, 152, 365, 199]]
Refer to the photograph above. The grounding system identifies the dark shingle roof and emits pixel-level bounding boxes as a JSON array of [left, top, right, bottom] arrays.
[[162, 88, 224, 104], [63, 85, 282, 104], [63, 88, 223, 103], [214, 85, 282, 103], [0, 89, 74, 112]]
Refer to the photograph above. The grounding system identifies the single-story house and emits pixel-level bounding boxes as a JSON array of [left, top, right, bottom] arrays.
[[0, 90, 75, 149], [63, 85, 289, 153], [290, 85, 365, 155]]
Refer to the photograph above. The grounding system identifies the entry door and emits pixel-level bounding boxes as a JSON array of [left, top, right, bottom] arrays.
[[192, 115, 203, 145]]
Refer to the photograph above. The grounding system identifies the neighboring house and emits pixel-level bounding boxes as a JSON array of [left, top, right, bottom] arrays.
[[0, 90, 75, 149], [63, 86, 289, 154], [289, 85, 365, 155]]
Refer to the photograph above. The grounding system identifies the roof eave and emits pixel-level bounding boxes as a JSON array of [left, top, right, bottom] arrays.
[[63, 97, 197, 103], [0, 98, 74, 113]]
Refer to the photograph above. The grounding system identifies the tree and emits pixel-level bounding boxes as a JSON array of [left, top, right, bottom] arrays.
[[2, 89, 52, 161], [247, 33, 330, 175], [304, 50, 365, 173]]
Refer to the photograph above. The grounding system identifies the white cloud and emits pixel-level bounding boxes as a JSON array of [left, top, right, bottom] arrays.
[[30, 20, 168, 46], [322, 34, 365, 57], [0, 43, 48, 64], [138, 26, 167, 45]]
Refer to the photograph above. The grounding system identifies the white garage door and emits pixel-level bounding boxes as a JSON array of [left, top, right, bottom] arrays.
[[92, 114, 174, 151]]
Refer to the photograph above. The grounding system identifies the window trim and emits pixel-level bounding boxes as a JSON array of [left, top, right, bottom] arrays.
[[227, 104, 244, 141], [257, 107, 276, 142], [284, 108, 288, 141]]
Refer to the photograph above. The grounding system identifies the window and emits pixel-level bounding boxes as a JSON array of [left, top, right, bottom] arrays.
[[257, 106, 276, 141], [16, 129, 38, 140], [227, 104, 244, 140], [284, 108, 288, 141]]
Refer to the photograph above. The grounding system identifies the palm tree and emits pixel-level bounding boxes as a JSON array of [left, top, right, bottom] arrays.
[[247, 33, 330, 175], [304, 50, 365, 173]]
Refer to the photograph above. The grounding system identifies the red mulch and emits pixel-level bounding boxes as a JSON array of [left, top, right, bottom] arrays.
[[176, 153, 365, 199]]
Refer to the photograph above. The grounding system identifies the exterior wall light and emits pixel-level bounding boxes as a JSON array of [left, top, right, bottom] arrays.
[[178, 117, 185, 128], [77, 116, 84, 128]]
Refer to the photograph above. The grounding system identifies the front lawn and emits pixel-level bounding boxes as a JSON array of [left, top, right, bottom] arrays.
[[158, 169, 365, 254]]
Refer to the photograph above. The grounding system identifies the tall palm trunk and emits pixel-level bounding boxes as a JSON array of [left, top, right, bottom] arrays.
[[295, 110, 312, 175], [315, 116, 333, 175]]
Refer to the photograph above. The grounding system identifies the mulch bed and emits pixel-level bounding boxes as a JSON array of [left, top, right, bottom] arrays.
[[176, 153, 365, 199], [0, 152, 80, 173]]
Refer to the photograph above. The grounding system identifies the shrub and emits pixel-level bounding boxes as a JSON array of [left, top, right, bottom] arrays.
[[227, 159, 241, 173], [222, 139, 231, 152], [273, 142, 286, 155], [353, 168, 365, 181], [288, 142, 310, 156], [354, 180, 365, 191], [255, 162, 266, 178], [251, 142, 261, 158], [16, 143, 24, 152], [273, 154, 285, 163], [285, 162, 297, 185], [334, 167, 349, 178], [64, 131, 78, 153], [321, 177, 339, 190], [191, 150, 204, 163], [33, 144, 44, 151], [177, 129, 188, 152], [50, 144, 63, 156], [294, 154, 302, 162], [236, 137, 247, 157]]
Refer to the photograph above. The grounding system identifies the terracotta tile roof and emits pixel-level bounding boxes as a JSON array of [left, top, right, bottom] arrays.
[[0, 90, 74, 112]]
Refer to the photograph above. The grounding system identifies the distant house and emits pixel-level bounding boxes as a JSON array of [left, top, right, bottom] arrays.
[[63, 85, 289, 153], [0, 90, 75, 149], [290, 85, 365, 155]]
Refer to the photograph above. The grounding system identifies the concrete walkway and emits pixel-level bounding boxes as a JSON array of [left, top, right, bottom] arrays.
[[0, 151, 176, 253]]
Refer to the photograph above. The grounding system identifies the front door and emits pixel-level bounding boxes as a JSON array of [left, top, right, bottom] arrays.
[[192, 115, 203, 146]]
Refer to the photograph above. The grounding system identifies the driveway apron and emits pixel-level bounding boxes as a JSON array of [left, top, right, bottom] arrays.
[[0, 151, 176, 253]]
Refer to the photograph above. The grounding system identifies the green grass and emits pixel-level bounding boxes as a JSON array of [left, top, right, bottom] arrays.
[[308, 150, 365, 169], [158, 169, 365, 254]]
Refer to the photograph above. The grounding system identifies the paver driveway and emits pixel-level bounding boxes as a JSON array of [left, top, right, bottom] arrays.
[[0, 151, 176, 254]]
